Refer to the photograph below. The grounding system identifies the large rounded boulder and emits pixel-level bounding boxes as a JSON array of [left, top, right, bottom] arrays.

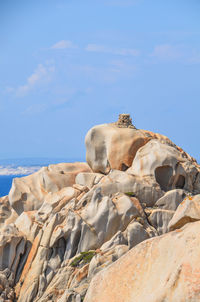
[[85, 221, 200, 302], [128, 139, 200, 194], [85, 114, 184, 174]]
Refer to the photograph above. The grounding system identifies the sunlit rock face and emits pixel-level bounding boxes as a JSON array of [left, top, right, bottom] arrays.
[[85, 221, 200, 302], [85, 114, 196, 175], [8, 162, 92, 215], [0, 115, 200, 302], [128, 139, 200, 194]]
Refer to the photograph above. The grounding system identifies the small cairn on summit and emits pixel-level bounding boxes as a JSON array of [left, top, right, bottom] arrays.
[[114, 114, 136, 129]]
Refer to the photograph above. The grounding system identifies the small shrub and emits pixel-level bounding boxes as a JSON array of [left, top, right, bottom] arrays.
[[125, 192, 135, 197], [70, 250, 96, 267]]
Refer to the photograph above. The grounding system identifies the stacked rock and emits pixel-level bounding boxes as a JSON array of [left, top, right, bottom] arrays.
[[114, 113, 136, 129]]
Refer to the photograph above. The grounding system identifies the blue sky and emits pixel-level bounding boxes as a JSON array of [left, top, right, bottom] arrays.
[[0, 0, 200, 161]]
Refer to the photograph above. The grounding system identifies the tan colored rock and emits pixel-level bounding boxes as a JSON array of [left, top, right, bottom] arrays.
[[0, 196, 12, 227], [128, 140, 200, 193], [85, 123, 150, 173], [168, 194, 200, 231], [0, 225, 26, 278], [77, 171, 163, 208], [85, 221, 200, 302], [0, 119, 199, 302], [126, 221, 152, 248], [14, 211, 40, 242], [79, 192, 143, 249], [155, 189, 186, 211], [99, 231, 127, 251], [73, 183, 89, 192], [0, 269, 15, 302], [148, 209, 175, 235], [9, 162, 91, 214], [75, 172, 103, 188], [15, 184, 152, 301], [88, 245, 129, 278], [85, 114, 194, 175], [0, 196, 19, 231]]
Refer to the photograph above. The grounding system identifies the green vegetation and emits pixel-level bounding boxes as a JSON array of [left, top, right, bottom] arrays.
[[70, 250, 96, 267], [81, 295, 86, 302], [125, 192, 135, 197]]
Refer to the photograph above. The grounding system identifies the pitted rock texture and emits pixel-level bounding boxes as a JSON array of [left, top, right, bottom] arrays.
[[127, 139, 200, 194], [0, 117, 200, 302], [85, 118, 196, 174]]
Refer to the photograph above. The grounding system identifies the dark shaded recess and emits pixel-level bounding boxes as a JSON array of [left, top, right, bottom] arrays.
[[1, 242, 10, 270], [82, 200, 87, 207], [155, 165, 173, 191], [175, 175, 185, 189], [121, 163, 129, 171], [68, 293, 76, 302], [15, 241, 32, 284], [39, 237, 67, 293], [70, 230, 82, 258], [13, 200, 24, 215], [48, 237, 66, 263], [21, 193, 27, 201]]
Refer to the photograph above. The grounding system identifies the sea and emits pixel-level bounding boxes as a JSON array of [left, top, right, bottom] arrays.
[[0, 175, 27, 197], [0, 157, 83, 198]]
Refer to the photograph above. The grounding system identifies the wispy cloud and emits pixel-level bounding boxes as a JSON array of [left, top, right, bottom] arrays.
[[85, 44, 139, 56], [16, 62, 55, 97], [150, 44, 183, 60], [150, 44, 200, 65], [51, 40, 77, 49], [74, 58, 137, 84]]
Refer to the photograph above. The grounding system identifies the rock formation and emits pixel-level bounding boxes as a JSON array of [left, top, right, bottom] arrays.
[[0, 114, 200, 301]]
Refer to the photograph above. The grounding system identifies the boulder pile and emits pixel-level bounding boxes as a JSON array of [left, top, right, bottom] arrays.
[[0, 114, 200, 302]]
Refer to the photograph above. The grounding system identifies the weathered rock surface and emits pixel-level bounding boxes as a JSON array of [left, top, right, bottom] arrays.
[[85, 221, 200, 302], [168, 194, 200, 231], [85, 114, 195, 174], [155, 189, 186, 211], [128, 139, 200, 194], [75, 172, 103, 188], [0, 115, 200, 302], [0, 195, 13, 227], [148, 208, 175, 235], [9, 162, 91, 215]]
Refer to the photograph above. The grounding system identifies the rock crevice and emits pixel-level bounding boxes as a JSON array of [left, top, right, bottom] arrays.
[[0, 115, 200, 301]]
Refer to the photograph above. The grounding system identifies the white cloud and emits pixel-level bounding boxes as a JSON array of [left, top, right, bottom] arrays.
[[51, 40, 77, 49], [16, 62, 55, 97], [85, 44, 139, 56], [151, 44, 182, 60]]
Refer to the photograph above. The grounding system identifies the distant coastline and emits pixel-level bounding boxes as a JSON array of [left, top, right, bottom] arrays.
[[0, 157, 84, 175], [0, 158, 84, 197]]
